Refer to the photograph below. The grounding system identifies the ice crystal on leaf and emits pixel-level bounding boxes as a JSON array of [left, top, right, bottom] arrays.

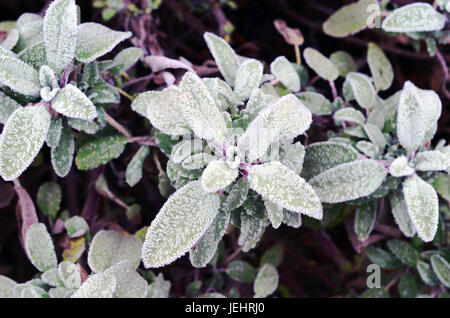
[[367, 43, 394, 91], [51, 123, 74, 177], [104, 261, 148, 298], [270, 56, 301, 92], [254, 264, 279, 298], [200, 160, 238, 193], [126, 146, 150, 187], [71, 272, 116, 298], [234, 59, 263, 101], [52, 84, 97, 120], [389, 156, 415, 177], [390, 193, 417, 238], [304, 47, 339, 82], [333, 107, 366, 126], [0, 55, 40, 96], [412, 150, 450, 172], [430, 254, 450, 288], [346, 72, 375, 109], [25, 223, 57, 272]]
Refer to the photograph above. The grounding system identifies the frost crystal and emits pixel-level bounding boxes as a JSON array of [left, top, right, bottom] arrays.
[[75, 135, 126, 170], [389, 156, 414, 177], [126, 146, 149, 187], [25, 223, 57, 272], [52, 84, 97, 120], [234, 59, 263, 100], [270, 56, 301, 92], [0, 90, 21, 124], [0, 55, 40, 96], [104, 261, 148, 298], [71, 272, 116, 298], [200, 160, 238, 193], [354, 201, 377, 242], [265, 200, 283, 229], [413, 150, 450, 172], [51, 123, 74, 177]]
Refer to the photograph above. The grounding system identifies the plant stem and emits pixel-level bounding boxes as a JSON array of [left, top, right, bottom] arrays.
[[329, 80, 338, 99], [105, 113, 133, 139], [115, 87, 134, 101], [294, 45, 301, 65], [221, 246, 243, 266]]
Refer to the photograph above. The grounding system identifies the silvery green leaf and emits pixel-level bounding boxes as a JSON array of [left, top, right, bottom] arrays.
[[40, 86, 60, 102], [15, 17, 43, 52], [418, 88, 442, 132], [354, 201, 377, 242], [309, 160, 387, 203], [403, 176, 439, 242], [1, 28, 19, 50], [226, 260, 257, 283], [182, 152, 215, 170], [397, 81, 425, 152], [244, 88, 277, 122], [37, 182, 61, 221], [68, 117, 99, 134], [270, 56, 300, 92], [17, 41, 46, 70], [383, 91, 402, 121], [204, 32, 240, 86], [75, 23, 131, 63], [104, 261, 147, 298], [45, 118, 62, 148], [344, 125, 367, 139], [108, 47, 143, 75], [88, 82, 120, 105], [142, 181, 220, 268], [49, 287, 73, 298], [280, 142, 305, 174], [304, 47, 339, 82], [75, 135, 127, 170], [367, 43, 394, 91], [41, 268, 63, 287], [433, 173, 450, 201], [0, 45, 16, 58], [64, 216, 89, 239], [0, 55, 40, 96], [132, 86, 189, 136], [71, 272, 116, 298], [382, 3, 445, 33], [25, 223, 57, 272], [389, 156, 414, 177], [201, 160, 238, 193], [417, 261, 439, 286], [19, 284, 46, 298], [265, 200, 283, 229], [234, 59, 263, 100], [43, 0, 77, 74], [203, 78, 242, 111], [0, 90, 21, 124], [88, 230, 142, 272], [51, 123, 74, 177], [391, 193, 416, 237], [58, 261, 81, 289], [430, 254, 450, 288], [363, 123, 386, 150], [238, 212, 268, 252], [356, 141, 379, 158], [146, 273, 170, 298], [223, 178, 249, 211], [125, 146, 149, 187], [302, 141, 359, 180], [413, 151, 450, 172], [248, 161, 322, 218], [189, 209, 230, 268], [171, 139, 203, 164], [180, 71, 226, 143], [0, 276, 17, 298], [330, 51, 356, 77], [367, 108, 385, 130], [260, 244, 284, 267], [254, 264, 279, 298], [387, 239, 420, 268], [346, 72, 375, 109], [333, 107, 366, 125], [297, 92, 332, 116], [323, 0, 379, 37], [0, 105, 50, 181], [366, 247, 401, 269], [52, 84, 97, 120]]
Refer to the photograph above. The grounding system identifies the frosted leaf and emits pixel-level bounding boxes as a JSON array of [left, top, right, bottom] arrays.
[[397, 81, 425, 152], [309, 159, 387, 203], [238, 211, 268, 252], [254, 264, 279, 298], [418, 88, 442, 133], [58, 261, 81, 289], [346, 72, 375, 109], [265, 200, 283, 229], [223, 178, 249, 211], [126, 146, 149, 187], [0, 276, 16, 298], [417, 261, 439, 286], [64, 216, 89, 238], [382, 3, 445, 33], [0, 105, 50, 181], [108, 47, 143, 75], [403, 176, 439, 242], [323, 0, 379, 37], [200, 160, 238, 193], [304, 47, 339, 82], [344, 125, 367, 139], [302, 141, 359, 180], [104, 261, 147, 298], [189, 210, 230, 268], [367, 108, 385, 130], [280, 142, 305, 174], [15, 17, 43, 52], [182, 152, 215, 170], [0, 90, 21, 124], [142, 180, 220, 268], [203, 77, 242, 111], [367, 43, 394, 91], [270, 56, 300, 92], [46, 118, 62, 148], [0, 55, 40, 96], [356, 141, 379, 158], [132, 86, 189, 136], [389, 156, 414, 177], [52, 84, 97, 120], [204, 32, 240, 86], [75, 135, 127, 170], [75, 23, 131, 63], [40, 86, 60, 102], [41, 268, 63, 287], [67, 117, 99, 134], [248, 161, 322, 218], [387, 239, 420, 268], [170, 139, 203, 164], [179, 72, 226, 143], [413, 151, 450, 172], [37, 182, 61, 220], [244, 88, 277, 122], [1, 28, 19, 50], [226, 260, 257, 283], [43, 0, 77, 74], [88, 230, 142, 272], [0, 45, 16, 58], [19, 284, 46, 298], [88, 82, 120, 105], [146, 273, 171, 298], [297, 92, 332, 116], [71, 272, 116, 298], [433, 173, 450, 201], [233, 59, 263, 100], [333, 107, 366, 125], [430, 254, 450, 288], [17, 41, 46, 70], [366, 247, 401, 269], [49, 287, 73, 298], [354, 201, 377, 242], [25, 223, 57, 272], [363, 123, 386, 150], [51, 123, 74, 177], [330, 51, 356, 77]]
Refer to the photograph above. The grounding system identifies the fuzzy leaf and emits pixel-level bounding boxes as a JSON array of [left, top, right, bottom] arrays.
[[297, 91, 332, 116], [254, 264, 279, 298], [226, 260, 257, 283], [382, 3, 445, 33], [333, 107, 366, 125], [75, 135, 127, 170], [0, 90, 21, 124], [265, 200, 283, 229], [25, 223, 57, 272], [430, 254, 450, 288], [182, 152, 215, 170], [434, 173, 450, 201], [204, 32, 240, 86], [0, 105, 50, 181], [58, 261, 81, 289], [203, 77, 242, 111], [146, 273, 171, 298], [1, 28, 19, 50], [417, 261, 439, 286], [18, 41, 46, 70], [71, 272, 116, 298], [389, 156, 414, 177], [304, 47, 339, 82], [403, 176, 439, 242], [171, 139, 203, 164], [412, 151, 450, 172], [52, 84, 97, 120], [46, 118, 62, 148], [37, 182, 61, 221], [41, 269, 63, 287], [109, 47, 143, 75], [234, 59, 263, 100], [366, 247, 401, 269], [330, 51, 356, 77], [223, 178, 249, 211], [75, 23, 131, 63], [126, 146, 149, 187], [238, 212, 268, 252], [280, 142, 305, 175], [356, 141, 379, 158], [51, 123, 74, 177], [270, 56, 300, 92], [346, 72, 375, 109], [387, 239, 420, 268], [142, 181, 220, 268], [200, 160, 238, 193], [418, 88, 442, 133], [248, 161, 322, 219], [390, 192, 416, 238], [363, 123, 386, 150], [354, 201, 377, 242], [0, 55, 40, 96], [367, 109, 385, 130], [64, 216, 89, 239], [367, 43, 393, 91], [104, 261, 148, 298], [309, 160, 387, 203]]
